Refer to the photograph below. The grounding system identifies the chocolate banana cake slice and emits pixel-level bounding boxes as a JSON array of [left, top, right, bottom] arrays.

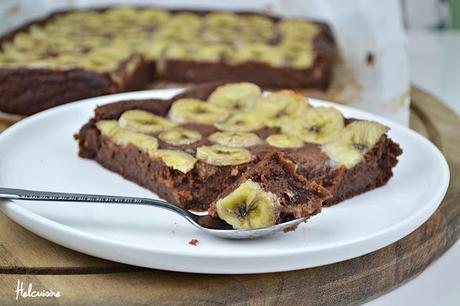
[[0, 7, 335, 116], [208, 151, 329, 229], [76, 82, 402, 230]]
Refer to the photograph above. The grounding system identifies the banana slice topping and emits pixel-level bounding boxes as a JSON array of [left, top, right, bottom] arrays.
[[208, 131, 264, 147], [216, 180, 280, 229], [255, 90, 310, 127], [207, 82, 261, 112], [158, 127, 202, 146], [281, 106, 344, 144], [322, 121, 389, 168], [0, 9, 320, 70], [168, 99, 228, 125], [96, 120, 158, 154], [196, 144, 252, 166], [95, 120, 121, 138], [118, 109, 176, 134], [214, 113, 264, 132], [152, 149, 197, 173], [266, 134, 304, 148]]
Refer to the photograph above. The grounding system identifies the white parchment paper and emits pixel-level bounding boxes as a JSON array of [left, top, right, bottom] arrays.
[[0, 0, 410, 125]]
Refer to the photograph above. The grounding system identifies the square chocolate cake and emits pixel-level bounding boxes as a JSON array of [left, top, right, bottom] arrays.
[[76, 82, 402, 230], [0, 7, 336, 116]]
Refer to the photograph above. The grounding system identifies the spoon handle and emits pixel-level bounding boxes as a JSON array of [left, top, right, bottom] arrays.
[[0, 187, 199, 225], [1, 187, 149, 204]]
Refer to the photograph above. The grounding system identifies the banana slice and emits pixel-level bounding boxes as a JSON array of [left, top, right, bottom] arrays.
[[208, 131, 263, 147], [215, 113, 264, 132], [167, 12, 202, 28], [12, 33, 37, 50], [216, 180, 280, 229], [207, 82, 261, 112], [290, 52, 314, 69], [191, 44, 229, 62], [168, 99, 228, 125], [266, 134, 304, 149], [281, 107, 344, 144], [141, 40, 169, 60], [158, 127, 202, 146], [95, 120, 121, 138], [104, 7, 138, 20], [163, 43, 189, 60], [118, 109, 176, 134], [254, 90, 310, 127], [136, 9, 170, 24], [239, 15, 273, 29], [196, 145, 252, 166], [322, 121, 389, 168], [153, 149, 197, 174], [96, 120, 159, 154], [205, 12, 239, 26], [112, 131, 159, 154], [278, 20, 318, 38], [230, 43, 284, 67]]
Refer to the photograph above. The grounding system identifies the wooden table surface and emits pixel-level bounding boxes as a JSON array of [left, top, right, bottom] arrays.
[[0, 86, 459, 306]]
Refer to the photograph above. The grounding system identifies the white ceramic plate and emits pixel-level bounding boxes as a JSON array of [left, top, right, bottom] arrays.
[[0, 89, 450, 274]]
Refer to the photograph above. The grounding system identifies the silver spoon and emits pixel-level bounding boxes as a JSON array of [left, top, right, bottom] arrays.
[[0, 187, 307, 239]]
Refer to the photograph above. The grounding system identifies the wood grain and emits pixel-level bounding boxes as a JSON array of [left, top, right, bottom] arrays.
[[0, 86, 458, 306]]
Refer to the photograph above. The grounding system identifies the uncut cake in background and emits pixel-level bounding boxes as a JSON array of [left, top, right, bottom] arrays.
[[0, 6, 336, 116]]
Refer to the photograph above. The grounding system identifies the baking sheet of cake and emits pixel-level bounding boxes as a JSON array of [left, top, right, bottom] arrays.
[[0, 0, 409, 125]]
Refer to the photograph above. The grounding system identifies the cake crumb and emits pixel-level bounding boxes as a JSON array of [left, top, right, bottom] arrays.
[[188, 239, 199, 246], [366, 52, 375, 66]]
